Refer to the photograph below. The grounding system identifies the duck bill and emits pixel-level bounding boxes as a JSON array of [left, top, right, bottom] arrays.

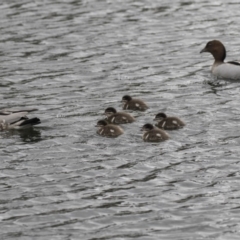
[[200, 47, 207, 53]]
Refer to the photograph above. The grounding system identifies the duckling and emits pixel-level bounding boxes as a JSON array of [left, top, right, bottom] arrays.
[[96, 120, 123, 137], [141, 123, 169, 142], [104, 107, 135, 124], [122, 95, 148, 111], [154, 112, 185, 130]]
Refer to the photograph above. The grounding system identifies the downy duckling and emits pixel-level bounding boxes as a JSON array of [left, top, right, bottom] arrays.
[[96, 120, 123, 137], [141, 123, 169, 142], [104, 107, 135, 124], [154, 112, 185, 130], [122, 95, 148, 111]]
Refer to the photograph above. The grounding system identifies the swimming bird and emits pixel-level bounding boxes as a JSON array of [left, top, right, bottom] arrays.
[[154, 112, 185, 130], [141, 123, 169, 142], [0, 108, 41, 130], [104, 107, 135, 124], [200, 40, 240, 80], [122, 95, 148, 111], [96, 120, 123, 137]]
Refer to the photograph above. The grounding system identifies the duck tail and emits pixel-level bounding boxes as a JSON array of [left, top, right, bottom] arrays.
[[19, 117, 41, 127]]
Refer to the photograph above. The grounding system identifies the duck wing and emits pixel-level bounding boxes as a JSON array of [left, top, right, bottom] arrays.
[[227, 61, 240, 66], [0, 112, 29, 124]]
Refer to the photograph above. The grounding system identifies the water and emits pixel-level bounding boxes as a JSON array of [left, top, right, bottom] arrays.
[[1, 0, 240, 239]]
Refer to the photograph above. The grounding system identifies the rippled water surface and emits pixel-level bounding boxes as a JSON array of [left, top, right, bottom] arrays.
[[1, 0, 240, 239]]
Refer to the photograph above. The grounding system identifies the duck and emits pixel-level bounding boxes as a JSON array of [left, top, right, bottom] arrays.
[[121, 95, 148, 111], [96, 120, 123, 137], [200, 40, 240, 80], [154, 112, 185, 130], [141, 123, 169, 142], [0, 108, 41, 130], [104, 107, 135, 124]]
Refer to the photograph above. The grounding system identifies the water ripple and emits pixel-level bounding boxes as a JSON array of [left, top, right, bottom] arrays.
[[1, 0, 240, 239]]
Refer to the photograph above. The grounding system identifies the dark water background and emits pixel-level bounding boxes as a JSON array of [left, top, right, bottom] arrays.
[[1, 0, 240, 239]]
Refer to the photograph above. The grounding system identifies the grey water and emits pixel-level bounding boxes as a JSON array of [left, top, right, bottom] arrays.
[[1, 0, 240, 239]]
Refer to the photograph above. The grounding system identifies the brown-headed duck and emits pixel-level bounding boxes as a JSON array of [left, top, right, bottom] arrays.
[[200, 40, 240, 80]]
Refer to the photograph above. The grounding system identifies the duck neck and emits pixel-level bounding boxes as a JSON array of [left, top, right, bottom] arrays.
[[214, 59, 224, 67], [213, 46, 226, 64]]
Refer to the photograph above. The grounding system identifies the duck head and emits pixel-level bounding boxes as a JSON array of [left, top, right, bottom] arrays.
[[200, 40, 226, 62]]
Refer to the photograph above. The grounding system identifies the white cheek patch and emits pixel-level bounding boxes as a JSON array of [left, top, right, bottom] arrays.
[[172, 120, 178, 125], [100, 129, 104, 135], [162, 121, 166, 128], [125, 104, 129, 109], [156, 133, 162, 139], [110, 129, 115, 133], [111, 117, 115, 123], [135, 103, 140, 108], [144, 133, 149, 140]]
